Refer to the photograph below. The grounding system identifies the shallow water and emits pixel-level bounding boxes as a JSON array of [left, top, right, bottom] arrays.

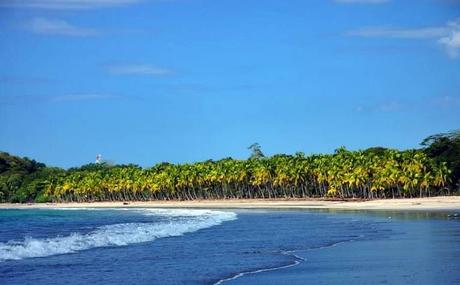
[[0, 208, 459, 284]]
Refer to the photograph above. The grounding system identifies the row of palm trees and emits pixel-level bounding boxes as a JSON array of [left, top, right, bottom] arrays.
[[44, 148, 450, 202]]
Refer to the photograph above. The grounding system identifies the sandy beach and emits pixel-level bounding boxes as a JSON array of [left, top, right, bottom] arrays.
[[1, 196, 460, 211]]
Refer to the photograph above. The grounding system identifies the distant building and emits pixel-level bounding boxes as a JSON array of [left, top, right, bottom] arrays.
[[96, 154, 102, 164]]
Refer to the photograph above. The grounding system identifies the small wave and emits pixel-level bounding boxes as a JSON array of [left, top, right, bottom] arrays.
[[214, 250, 305, 285], [140, 208, 232, 217], [0, 209, 236, 262]]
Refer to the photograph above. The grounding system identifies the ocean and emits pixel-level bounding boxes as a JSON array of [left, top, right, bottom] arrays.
[[0, 208, 459, 284]]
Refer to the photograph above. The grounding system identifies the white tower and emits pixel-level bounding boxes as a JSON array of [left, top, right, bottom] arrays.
[[96, 154, 102, 164]]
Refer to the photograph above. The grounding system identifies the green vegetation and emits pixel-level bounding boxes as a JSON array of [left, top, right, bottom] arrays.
[[0, 152, 65, 202], [1, 131, 459, 203], [421, 131, 460, 189]]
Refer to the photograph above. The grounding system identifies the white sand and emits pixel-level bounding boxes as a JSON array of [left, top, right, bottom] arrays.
[[1, 196, 460, 211]]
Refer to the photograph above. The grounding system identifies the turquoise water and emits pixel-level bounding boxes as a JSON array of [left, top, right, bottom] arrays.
[[0, 208, 459, 284]]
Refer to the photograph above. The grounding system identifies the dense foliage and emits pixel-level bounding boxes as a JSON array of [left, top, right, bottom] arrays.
[[421, 131, 460, 188], [0, 152, 64, 202], [1, 131, 459, 203]]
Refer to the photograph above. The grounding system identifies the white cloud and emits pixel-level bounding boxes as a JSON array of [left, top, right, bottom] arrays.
[[356, 95, 460, 114], [52, 94, 116, 102], [346, 19, 460, 58], [106, 64, 172, 76], [432, 95, 460, 107], [438, 21, 460, 58], [335, 0, 389, 4], [379, 101, 402, 112], [28, 18, 98, 36], [0, 0, 140, 10], [345, 27, 448, 39]]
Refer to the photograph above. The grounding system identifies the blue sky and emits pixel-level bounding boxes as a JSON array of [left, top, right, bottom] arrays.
[[0, 0, 459, 168]]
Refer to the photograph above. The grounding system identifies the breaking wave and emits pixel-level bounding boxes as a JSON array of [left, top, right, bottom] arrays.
[[0, 209, 236, 262]]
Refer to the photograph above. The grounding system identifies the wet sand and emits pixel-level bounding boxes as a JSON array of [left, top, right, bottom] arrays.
[[227, 210, 460, 285]]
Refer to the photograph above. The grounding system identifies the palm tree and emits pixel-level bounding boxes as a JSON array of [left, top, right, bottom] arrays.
[[44, 147, 449, 202]]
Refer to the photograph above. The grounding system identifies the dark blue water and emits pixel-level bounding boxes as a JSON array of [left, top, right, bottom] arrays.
[[0, 208, 459, 284]]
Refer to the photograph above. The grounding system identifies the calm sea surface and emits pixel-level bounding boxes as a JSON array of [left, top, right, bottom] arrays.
[[0, 207, 459, 284]]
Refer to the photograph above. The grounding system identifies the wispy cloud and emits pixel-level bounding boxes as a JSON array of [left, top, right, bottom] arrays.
[[438, 21, 460, 58], [335, 0, 389, 4], [106, 64, 173, 76], [0, 93, 120, 106], [345, 27, 447, 39], [432, 95, 460, 108], [0, 0, 141, 10], [27, 18, 98, 36], [345, 19, 460, 58], [52, 94, 118, 102], [355, 100, 402, 113], [355, 95, 460, 113], [0, 75, 51, 84], [378, 101, 403, 112]]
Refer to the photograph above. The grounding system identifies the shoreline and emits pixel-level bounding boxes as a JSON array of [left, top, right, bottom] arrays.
[[1, 196, 460, 211]]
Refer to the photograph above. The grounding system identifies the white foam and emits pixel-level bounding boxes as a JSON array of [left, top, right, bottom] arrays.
[[140, 208, 229, 217], [0, 209, 237, 262]]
